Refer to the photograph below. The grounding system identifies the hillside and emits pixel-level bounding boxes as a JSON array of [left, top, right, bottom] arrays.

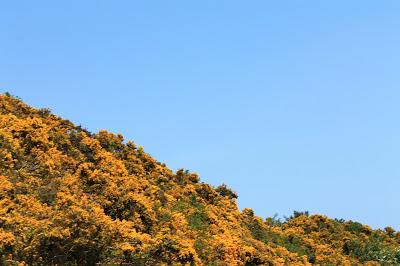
[[0, 93, 399, 265]]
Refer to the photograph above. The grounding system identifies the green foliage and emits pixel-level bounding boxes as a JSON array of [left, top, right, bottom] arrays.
[[285, 210, 309, 222], [344, 234, 400, 264], [187, 196, 209, 230], [281, 236, 310, 258], [37, 108, 51, 117], [334, 218, 346, 223], [346, 221, 364, 233], [216, 183, 238, 199], [2, 92, 20, 99], [175, 169, 200, 184], [265, 213, 283, 227]]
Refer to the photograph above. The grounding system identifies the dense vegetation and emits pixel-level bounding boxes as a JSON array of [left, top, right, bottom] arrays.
[[0, 93, 399, 265]]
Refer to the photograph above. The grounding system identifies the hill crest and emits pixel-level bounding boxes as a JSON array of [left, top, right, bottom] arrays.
[[0, 93, 399, 265]]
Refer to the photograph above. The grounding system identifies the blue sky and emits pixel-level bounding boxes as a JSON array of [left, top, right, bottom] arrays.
[[1, 1, 399, 229]]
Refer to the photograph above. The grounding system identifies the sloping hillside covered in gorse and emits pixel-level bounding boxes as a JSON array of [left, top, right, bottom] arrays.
[[0, 93, 399, 265]]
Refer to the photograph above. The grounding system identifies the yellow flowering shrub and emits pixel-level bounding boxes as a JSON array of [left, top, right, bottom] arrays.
[[0, 94, 399, 265]]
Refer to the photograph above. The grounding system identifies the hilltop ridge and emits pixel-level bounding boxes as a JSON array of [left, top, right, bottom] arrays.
[[0, 94, 399, 265]]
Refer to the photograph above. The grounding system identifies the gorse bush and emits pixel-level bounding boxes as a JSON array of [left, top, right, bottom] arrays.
[[216, 183, 238, 199], [0, 93, 399, 265]]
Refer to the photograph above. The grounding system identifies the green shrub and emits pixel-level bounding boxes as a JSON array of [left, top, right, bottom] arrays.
[[216, 184, 238, 199], [346, 221, 364, 233], [344, 235, 400, 264]]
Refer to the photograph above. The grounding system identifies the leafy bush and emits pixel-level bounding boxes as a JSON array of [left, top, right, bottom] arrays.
[[346, 221, 364, 233], [344, 235, 400, 264], [285, 210, 309, 222], [216, 183, 238, 199]]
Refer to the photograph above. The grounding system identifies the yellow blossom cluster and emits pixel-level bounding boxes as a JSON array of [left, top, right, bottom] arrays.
[[0, 94, 399, 265]]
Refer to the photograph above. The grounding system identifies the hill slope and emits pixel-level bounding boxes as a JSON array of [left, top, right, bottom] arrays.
[[0, 94, 399, 265]]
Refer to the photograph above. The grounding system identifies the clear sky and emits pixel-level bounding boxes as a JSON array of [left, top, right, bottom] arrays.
[[1, 1, 399, 229]]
